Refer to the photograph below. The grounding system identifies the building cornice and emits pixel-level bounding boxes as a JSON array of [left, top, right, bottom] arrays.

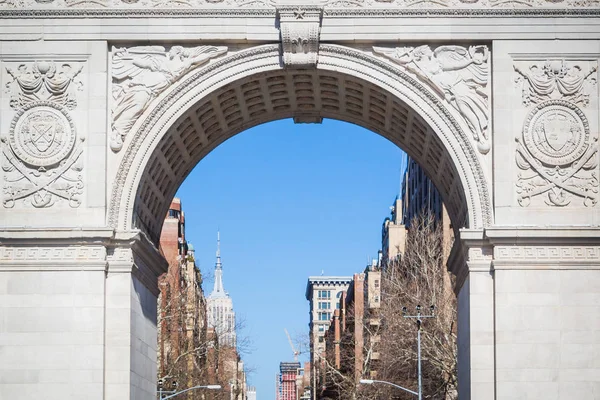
[[2, 8, 600, 19]]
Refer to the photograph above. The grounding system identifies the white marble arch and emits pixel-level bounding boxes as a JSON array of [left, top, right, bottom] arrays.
[[1, 5, 600, 400], [104, 42, 496, 399], [109, 44, 492, 243]]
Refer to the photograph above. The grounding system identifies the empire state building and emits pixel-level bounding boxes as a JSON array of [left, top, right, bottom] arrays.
[[207, 232, 236, 347]]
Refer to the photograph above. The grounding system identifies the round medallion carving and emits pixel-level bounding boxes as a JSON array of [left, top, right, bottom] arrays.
[[522, 100, 589, 167], [9, 102, 77, 168]]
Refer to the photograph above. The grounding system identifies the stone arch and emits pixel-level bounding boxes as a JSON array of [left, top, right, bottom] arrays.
[[108, 44, 493, 244]]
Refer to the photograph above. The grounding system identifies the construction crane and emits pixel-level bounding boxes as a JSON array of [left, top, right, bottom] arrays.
[[284, 328, 300, 362]]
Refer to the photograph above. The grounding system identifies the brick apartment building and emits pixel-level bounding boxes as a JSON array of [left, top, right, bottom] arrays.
[[305, 277, 352, 400], [157, 198, 210, 396], [322, 261, 382, 397], [316, 157, 451, 399], [157, 199, 249, 400]]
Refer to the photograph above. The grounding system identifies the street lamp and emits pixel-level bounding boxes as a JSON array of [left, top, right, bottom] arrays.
[[359, 305, 434, 400], [157, 380, 221, 400], [359, 379, 418, 397], [403, 304, 435, 400]]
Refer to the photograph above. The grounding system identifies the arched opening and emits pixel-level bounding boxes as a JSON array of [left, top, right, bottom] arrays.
[[108, 44, 491, 245]]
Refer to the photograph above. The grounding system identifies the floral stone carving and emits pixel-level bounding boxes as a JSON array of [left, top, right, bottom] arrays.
[[515, 100, 598, 207], [514, 59, 597, 107], [2, 101, 85, 208], [2, 61, 85, 209], [111, 45, 228, 152], [5, 61, 83, 110], [373, 45, 491, 154]]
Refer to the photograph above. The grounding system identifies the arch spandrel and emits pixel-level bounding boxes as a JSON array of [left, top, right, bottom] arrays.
[[107, 44, 493, 243]]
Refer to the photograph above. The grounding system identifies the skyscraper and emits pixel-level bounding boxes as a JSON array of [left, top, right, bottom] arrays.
[[207, 232, 236, 347]]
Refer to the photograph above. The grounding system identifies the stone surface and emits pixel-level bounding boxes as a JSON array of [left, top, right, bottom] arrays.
[[0, 4, 599, 400]]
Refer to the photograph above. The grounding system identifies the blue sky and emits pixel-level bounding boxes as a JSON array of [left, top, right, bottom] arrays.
[[176, 118, 406, 399]]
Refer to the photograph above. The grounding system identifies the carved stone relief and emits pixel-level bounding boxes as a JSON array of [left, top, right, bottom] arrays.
[[110, 45, 228, 152], [278, 6, 322, 68], [514, 59, 597, 107], [2, 61, 85, 209], [495, 245, 600, 261], [0, 245, 106, 262], [373, 45, 491, 154], [5, 61, 83, 110], [515, 100, 598, 207], [514, 59, 598, 207], [1, 0, 599, 9]]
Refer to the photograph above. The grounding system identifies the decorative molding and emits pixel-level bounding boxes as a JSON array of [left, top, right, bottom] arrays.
[[107, 246, 134, 264], [373, 45, 491, 154], [321, 44, 492, 228], [5, 61, 83, 110], [3, 0, 600, 13], [468, 246, 493, 262], [514, 59, 597, 107], [110, 45, 228, 152], [0, 245, 106, 261], [495, 245, 600, 260], [515, 99, 598, 207], [108, 44, 281, 230], [2, 101, 85, 208], [0, 0, 276, 8], [277, 5, 322, 68], [107, 44, 492, 243]]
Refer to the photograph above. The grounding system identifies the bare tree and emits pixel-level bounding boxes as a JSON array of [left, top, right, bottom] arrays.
[[318, 213, 457, 400], [379, 214, 457, 400]]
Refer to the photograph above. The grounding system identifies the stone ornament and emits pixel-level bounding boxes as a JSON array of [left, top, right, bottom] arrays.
[[111, 45, 228, 152], [373, 44, 491, 154], [5, 61, 83, 110], [2, 0, 600, 9], [495, 245, 600, 261], [0, 245, 106, 262], [278, 6, 322, 68], [515, 99, 598, 207], [9, 104, 77, 167], [2, 101, 85, 208], [2, 61, 85, 209], [514, 59, 597, 107]]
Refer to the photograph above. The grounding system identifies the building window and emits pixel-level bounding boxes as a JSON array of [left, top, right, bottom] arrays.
[[168, 209, 180, 219], [318, 325, 325, 332], [318, 302, 330, 310], [318, 290, 331, 299], [318, 312, 331, 321], [336, 302, 340, 309], [374, 279, 380, 288]]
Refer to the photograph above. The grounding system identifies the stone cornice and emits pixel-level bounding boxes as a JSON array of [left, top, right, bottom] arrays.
[[1, 8, 600, 19], [450, 227, 600, 286], [484, 226, 600, 245], [0, 228, 168, 283], [106, 230, 168, 295], [0, 227, 115, 244]]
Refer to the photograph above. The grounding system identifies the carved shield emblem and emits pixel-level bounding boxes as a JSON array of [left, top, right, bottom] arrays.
[[9, 103, 77, 168], [29, 118, 56, 153], [542, 111, 572, 152], [523, 100, 589, 167]]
